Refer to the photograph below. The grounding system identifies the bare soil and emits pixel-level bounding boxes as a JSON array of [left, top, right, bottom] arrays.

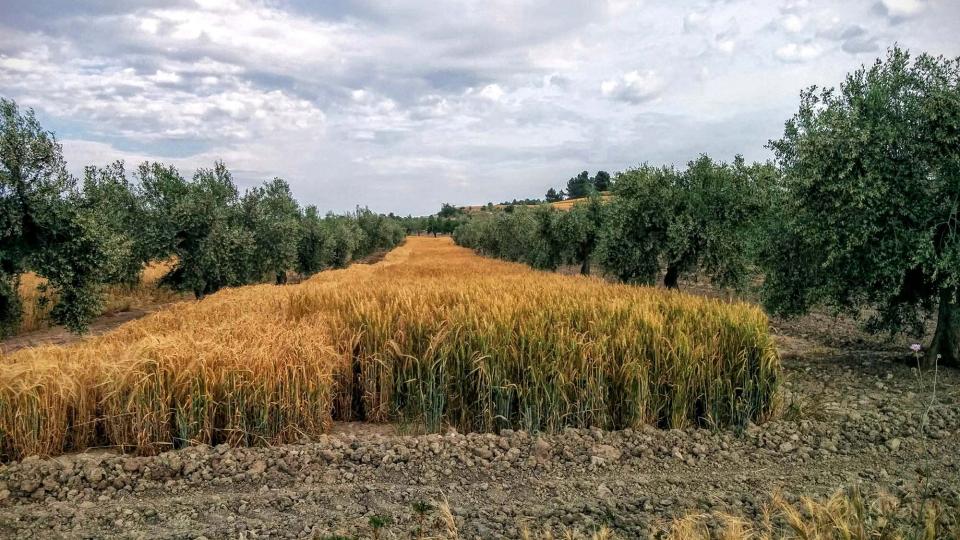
[[0, 306, 958, 539], [0, 306, 173, 355]]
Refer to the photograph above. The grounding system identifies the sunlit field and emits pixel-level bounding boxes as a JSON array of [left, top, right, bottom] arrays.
[[548, 193, 613, 211], [0, 237, 779, 460]]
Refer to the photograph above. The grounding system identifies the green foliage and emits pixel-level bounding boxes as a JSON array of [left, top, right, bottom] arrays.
[[241, 177, 301, 284], [0, 98, 113, 335], [763, 46, 960, 366], [566, 170, 592, 199], [528, 205, 566, 270], [398, 215, 428, 235], [137, 161, 191, 261], [80, 161, 150, 286], [596, 165, 674, 284], [368, 514, 391, 539], [453, 205, 573, 271], [153, 162, 254, 298], [544, 187, 564, 202], [437, 203, 461, 218], [325, 216, 364, 268], [599, 155, 773, 289], [355, 206, 405, 256], [425, 212, 461, 236], [296, 205, 329, 275], [454, 207, 535, 263], [556, 194, 605, 275], [593, 170, 611, 192], [296, 208, 404, 276], [0, 270, 20, 337]]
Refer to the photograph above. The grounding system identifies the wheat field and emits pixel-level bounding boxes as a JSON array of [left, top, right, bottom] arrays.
[[0, 237, 780, 460]]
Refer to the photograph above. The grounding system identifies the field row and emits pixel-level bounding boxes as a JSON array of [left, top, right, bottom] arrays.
[[0, 237, 780, 460]]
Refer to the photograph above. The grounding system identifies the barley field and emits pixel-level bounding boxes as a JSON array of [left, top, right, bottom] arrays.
[[0, 237, 780, 460]]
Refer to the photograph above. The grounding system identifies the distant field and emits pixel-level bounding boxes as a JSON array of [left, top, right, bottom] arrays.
[[0, 237, 780, 460], [461, 193, 612, 214], [548, 193, 613, 211]]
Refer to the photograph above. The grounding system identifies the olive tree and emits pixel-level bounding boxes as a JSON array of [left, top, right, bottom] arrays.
[[80, 161, 149, 286], [599, 156, 773, 289], [241, 177, 301, 284], [324, 215, 365, 268], [556, 194, 605, 275], [1, 98, 112, 335], [527, 205, 565, 270], [296, 205, 329, 276], [155, 162, 255, 298], [763, 47, 960, 367], [596, 165, 675, 284]]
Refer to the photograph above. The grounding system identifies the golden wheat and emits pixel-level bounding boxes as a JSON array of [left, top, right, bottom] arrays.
[[0, 237, 780, 460]]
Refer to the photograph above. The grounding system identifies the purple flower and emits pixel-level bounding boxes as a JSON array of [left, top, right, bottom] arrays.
[[910, 343, 922, 353]]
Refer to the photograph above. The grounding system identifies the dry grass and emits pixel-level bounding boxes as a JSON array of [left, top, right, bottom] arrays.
[[549, 193, 613, 211], [332, 487, 953, 539], [0, 237, 780, 460], [658, 487, 955, 540], [16, 260, 183, 334]]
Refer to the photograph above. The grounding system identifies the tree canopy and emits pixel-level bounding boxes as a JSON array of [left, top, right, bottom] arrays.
[[1, 98, 112, 335], [598, 155, 774, 289], [763, 47, 960, 367], [566, 171, 592, 199]]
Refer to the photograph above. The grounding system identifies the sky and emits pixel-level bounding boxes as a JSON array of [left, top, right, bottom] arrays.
[[1, 0, 958, 215]]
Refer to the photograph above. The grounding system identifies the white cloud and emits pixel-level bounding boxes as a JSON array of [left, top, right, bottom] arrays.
[[780, 14, 806, 33], [683, 11, 708, 32], [774, 42, 824, 63], [601, 70, 664, 104], [878, 0, 926, 19], [0, 0, 956, 214], [148, 70, 181, 84], [479, 84, 505, 101]]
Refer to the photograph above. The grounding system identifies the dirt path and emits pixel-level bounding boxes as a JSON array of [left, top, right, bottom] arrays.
[[0, 305, 177, 355]]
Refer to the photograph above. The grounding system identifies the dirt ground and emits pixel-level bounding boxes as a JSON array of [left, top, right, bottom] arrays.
[[0, 307, 164, 355], [0, 302, 958, 539]]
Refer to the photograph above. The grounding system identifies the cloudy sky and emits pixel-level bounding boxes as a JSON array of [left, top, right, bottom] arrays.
[[1, 0, 957, 215]]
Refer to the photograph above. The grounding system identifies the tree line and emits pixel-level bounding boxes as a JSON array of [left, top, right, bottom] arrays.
[[455, 47, 960, 368], [543, 170, 612, 202], [0, 99, 405, 337]]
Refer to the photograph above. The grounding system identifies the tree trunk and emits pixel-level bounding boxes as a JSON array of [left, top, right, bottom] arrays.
[[927, 289, 960, 368], [663, 264, 680, 290], [580, 258, 591, 276]]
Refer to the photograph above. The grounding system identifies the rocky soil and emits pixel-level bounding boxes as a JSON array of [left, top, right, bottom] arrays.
[[1, 317, 958, 539]]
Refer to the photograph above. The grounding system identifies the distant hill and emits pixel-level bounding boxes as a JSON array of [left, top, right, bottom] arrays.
[[460, 192, 613, 214]]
